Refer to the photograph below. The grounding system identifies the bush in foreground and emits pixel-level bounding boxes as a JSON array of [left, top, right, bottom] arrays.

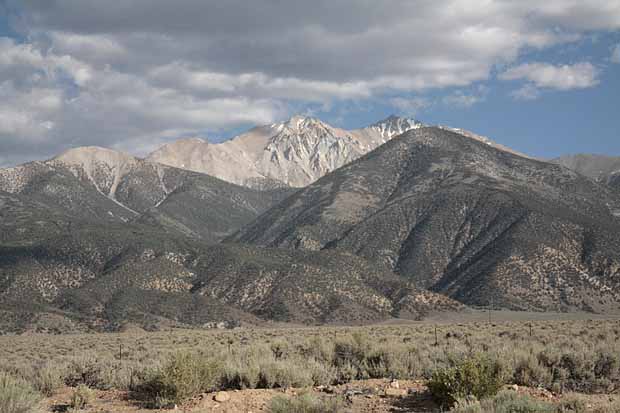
[[70, 384, 94, 410], [428, 354, 505, 407], [450, 390, 556, 412], [268, 393, 343, 413], [0, 372, 42, 413], [136, 352, 221, 408]]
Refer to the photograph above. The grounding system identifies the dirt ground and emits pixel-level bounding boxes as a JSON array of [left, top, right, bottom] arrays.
[[44, 379, 620, 413]]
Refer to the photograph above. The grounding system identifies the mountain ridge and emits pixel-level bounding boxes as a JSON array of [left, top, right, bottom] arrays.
[[553, 154, 620, 195], [146, 115, 423, 188], [0, 147, 292, 243], [230, 126, 620, 312], [3, 117, 620, 333]]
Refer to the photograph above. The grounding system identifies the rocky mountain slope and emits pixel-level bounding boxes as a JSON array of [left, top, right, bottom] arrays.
[[608, 171, 620, 191], [0, 147, 291, 243], [231, 127, 620, 312], [0, 191, 459, 333], [147, 115, 422, 188], [553, 154, 620, 187], [3, 116, 620, 333]]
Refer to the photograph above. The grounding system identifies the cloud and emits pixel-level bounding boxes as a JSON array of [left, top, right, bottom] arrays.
[[510, 84, 541, 101], [442, 91, 484, 108], [500, 62, 600, 91], [0, 0, 619, 164], [612, 44, 620, 64], [389, 97, 430, 115]]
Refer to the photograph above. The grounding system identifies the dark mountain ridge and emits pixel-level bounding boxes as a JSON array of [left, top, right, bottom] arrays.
[[0, 188, 459, 333], [231, 127, 620, 312]]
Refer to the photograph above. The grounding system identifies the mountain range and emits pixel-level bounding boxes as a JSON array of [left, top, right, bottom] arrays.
[[230, 127, 620, 312], [553, 154, 620, 192], [0, 146, 291, 243], [147, 115, 422, 188], [1, 115, 620, 333]]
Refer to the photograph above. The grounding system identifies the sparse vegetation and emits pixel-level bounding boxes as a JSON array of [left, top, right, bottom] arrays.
[[69, 384, 94, 410], [268, 392, 343, 413], [1, 319, 620, 411], [450, 390, 556, 412], [0, 372, 42, 413]]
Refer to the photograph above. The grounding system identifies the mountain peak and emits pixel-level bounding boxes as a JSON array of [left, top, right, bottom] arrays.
[[279, 115, 326, 132], [54, 146, 137, 167], [364, 115, 423, 140]]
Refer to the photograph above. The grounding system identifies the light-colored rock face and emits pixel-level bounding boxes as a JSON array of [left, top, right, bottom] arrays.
[[350, 115, 423, 149], [146, 115, 423, 188], [52, 146, 142, 199]]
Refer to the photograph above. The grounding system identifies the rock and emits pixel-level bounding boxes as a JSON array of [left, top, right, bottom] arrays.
[[344, 389, 363, 403], [214, 391, 230, 403], [511, 384, 518, 391], [146, 115, 422, 189], [384, 388, 408, 397], [389, 379, 400, 389]]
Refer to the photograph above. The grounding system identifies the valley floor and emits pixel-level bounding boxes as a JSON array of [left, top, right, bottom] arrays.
[[2, 315, 620, 412], [41, 379, 620, 413]]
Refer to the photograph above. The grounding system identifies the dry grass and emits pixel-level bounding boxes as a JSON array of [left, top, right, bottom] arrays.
[[0, 319, 619, 409]]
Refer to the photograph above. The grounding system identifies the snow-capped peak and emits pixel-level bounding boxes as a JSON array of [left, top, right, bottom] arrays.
[[146, 115, 426, 189], [278, 115, 328, 133], [368, 115, 423, 139]]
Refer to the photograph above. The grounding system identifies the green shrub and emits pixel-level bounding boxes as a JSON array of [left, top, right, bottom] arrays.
[[450, 390, 555, 413], [268, 392, 343, 413], [136, 352, 221, 407], [257, 358, 314, 389], [0, 372, 42, 413], [70, 384, 94, 410], [513, 355, 552, 388], [428, 354, 505, 407], [221, 358, 260, 390], [488, 390, 555, 413], [303, 336, 334, 364]]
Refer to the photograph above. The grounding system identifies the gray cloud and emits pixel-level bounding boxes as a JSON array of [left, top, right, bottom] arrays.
[[1, 0, 619, 165]]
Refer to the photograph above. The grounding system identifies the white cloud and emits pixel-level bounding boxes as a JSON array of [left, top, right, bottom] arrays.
[[442, 91, 484, 108], [500, 62, 600, 90], [0, 37, 283, 161], [148, 63, 372, 101], [510, 84, 541, 101], [0, 0, 619, 164], [612, 44, 620, 64]]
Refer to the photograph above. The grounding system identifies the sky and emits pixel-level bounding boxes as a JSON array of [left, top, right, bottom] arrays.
[[0, 0, 619, 166]]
